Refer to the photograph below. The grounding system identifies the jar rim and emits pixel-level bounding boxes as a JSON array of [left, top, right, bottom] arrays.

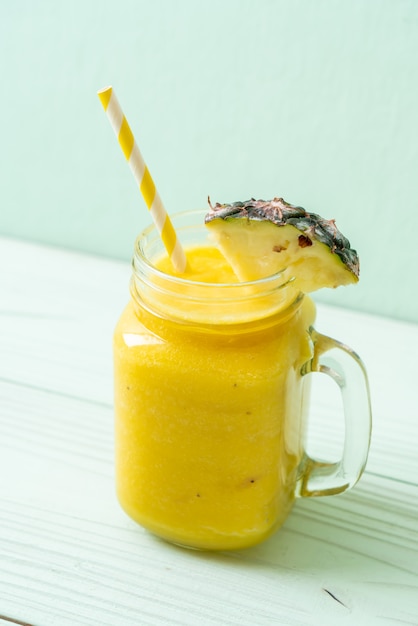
[[130, 209, 302, 326], [133, 208, 295, 291]]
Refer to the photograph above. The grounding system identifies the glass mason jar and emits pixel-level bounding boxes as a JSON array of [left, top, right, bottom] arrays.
[[113, 209, 372, 551]]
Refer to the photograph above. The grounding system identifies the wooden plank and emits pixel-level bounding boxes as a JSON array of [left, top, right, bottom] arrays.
[[1, 237, 417, 625]]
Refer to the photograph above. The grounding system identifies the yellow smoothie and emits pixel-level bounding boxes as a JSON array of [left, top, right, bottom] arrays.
[[114, 244, 315, 550]]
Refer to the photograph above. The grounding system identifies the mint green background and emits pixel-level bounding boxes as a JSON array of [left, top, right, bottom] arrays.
[[1, 0, 417, 322]]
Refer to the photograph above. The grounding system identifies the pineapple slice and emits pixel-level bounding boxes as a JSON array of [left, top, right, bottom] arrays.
[[205, 197, 359, 293]]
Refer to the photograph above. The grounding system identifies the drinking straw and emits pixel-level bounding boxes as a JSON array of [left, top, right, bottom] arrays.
[[97, 86, 187, 272]]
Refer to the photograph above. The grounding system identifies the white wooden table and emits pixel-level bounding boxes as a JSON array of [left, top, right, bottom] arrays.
[[1, 237, 417, 626]]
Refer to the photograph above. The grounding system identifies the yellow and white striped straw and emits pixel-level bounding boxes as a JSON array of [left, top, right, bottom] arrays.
[[97, 86, 187, 272]]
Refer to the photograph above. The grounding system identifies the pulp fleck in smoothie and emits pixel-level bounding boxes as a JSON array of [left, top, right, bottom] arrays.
[[114, 244, 315, 550]]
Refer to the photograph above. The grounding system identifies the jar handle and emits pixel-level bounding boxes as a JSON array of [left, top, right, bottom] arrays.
[[298, 328, 372, 497]]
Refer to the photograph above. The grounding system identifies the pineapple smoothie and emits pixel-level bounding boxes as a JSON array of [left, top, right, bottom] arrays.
[[114, 243, 315, 550], [114, 202, 371, 551]]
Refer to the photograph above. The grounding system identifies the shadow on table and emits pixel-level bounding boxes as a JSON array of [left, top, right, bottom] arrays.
[[149, 476, 418, 621], [167, 476, 418, 583]]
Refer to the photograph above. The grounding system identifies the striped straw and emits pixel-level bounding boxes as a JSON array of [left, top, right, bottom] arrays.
[[97, 86, 187, 272]]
